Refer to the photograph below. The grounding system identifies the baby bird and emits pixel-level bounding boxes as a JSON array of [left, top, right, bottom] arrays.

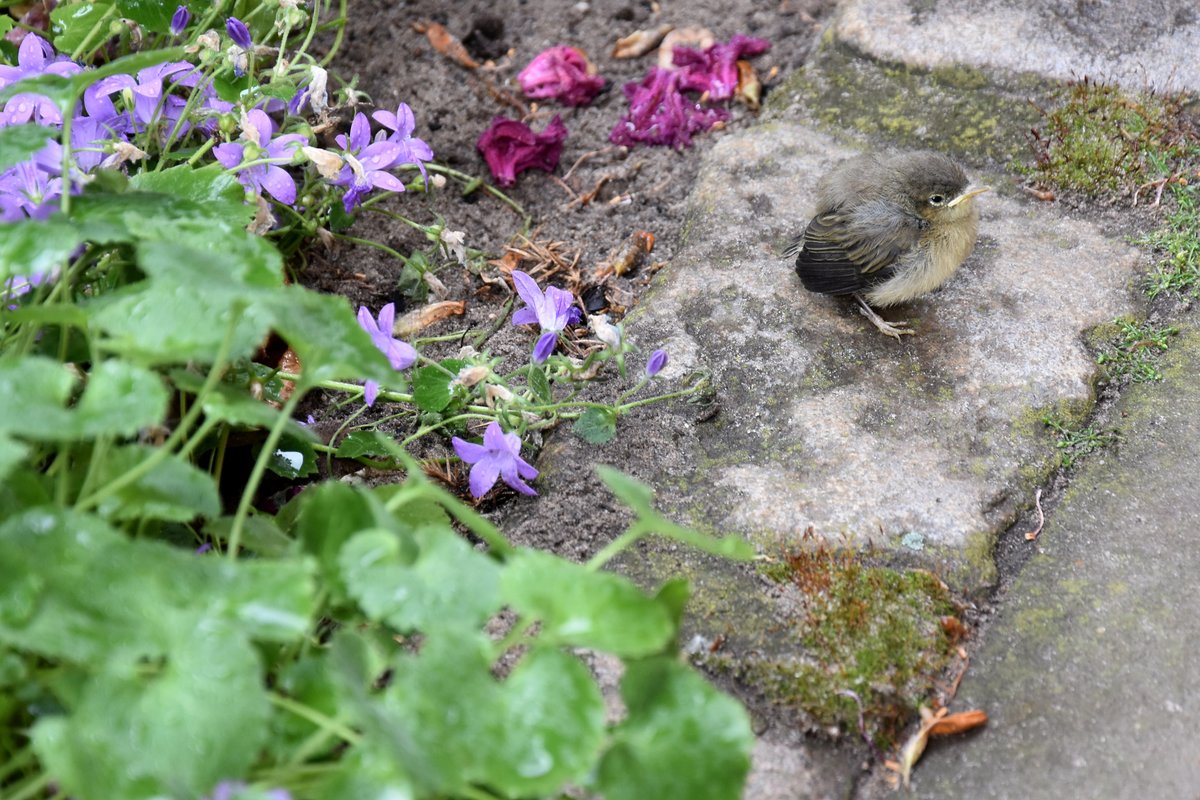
[[786, 151, 989, 340]]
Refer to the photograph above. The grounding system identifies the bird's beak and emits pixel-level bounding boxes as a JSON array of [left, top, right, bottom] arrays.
[[948, 186, 991, 207]]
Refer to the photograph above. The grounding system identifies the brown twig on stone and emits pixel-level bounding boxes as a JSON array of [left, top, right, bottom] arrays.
[[1024, 487, 1045, 541]]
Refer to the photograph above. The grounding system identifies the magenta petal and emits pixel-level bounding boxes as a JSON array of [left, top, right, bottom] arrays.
[[468, 458, 501, 498], [476, 116, 567, 187]]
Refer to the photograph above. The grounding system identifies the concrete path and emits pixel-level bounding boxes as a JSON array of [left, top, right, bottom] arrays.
[[914, 322, 1200, 798]]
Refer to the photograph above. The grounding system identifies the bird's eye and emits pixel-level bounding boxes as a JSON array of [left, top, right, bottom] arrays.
[[929, 194, 946, 206]]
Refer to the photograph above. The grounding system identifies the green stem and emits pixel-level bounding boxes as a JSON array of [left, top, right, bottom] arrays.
[[425, 163, 530, 223], [227, 388, 305, 558], [585, 523, 647, 571], [5, 772, 52, 800], [317, 0, 348, 67], [330, 232, 409, 262], [268, 693, 362, 745]]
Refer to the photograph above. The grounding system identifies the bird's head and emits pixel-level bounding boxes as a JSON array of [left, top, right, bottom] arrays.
[[895, 152, 990, 223]]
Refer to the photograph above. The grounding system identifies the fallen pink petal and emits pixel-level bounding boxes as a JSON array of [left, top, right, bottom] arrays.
[[673, 33, 771, 102], [517, 45, 606, 106], [476, 115, 568, 187], [609, 67, 730, 149]]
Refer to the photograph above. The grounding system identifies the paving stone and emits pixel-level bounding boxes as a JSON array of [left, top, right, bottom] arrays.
[[835, 0, 1200, 94], [913, 322, 1200, 798]]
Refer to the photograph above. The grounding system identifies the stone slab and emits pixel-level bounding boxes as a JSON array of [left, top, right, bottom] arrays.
[[914, 322, 1200, 798], [620, 121, 1144, 587], [835, 0, 1200, 94]]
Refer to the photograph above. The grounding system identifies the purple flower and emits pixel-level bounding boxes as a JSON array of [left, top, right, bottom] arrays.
[[372, 102, 433, 184], [170, 6, 191, 36], [511, 270, 580, 334], [357, 303, 417, 407], [646, 349, 668, 377], [205, 780, 290, 800], [87, 61, 201, 135], [0, 34, 82, 91], [213, 109, 306, 205], [673, 34, 770, 102], [0, 92, 63, 126], [609, 67, 729, 149], [226, 17, 252, 49], [476, 115, 567, 188], [517, 46, 606, 107], [532, 331, 558, 364], [332, 112, 404, 212], [452, 421, 539, 498], [0, 160, 63, 221]]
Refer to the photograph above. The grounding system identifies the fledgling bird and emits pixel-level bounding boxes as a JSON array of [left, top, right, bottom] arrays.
[[786, 151, 989, 340]]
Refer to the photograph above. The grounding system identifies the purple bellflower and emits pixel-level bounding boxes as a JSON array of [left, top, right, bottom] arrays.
[[517, 46, 606, 107], [476, 115, 567, 188], [0, 34, 82, 91], [511, 269, 581, 333], [226, 17, 252, 49], [372, 102, 433, 184], [609, 67, 729, 149], [170, 6, 191, 36], [332, 112, 405, 212], [214, 109, 306, 205], [646, 348, 668, 377], [673, 34, 771, 102], [452, 421, 539, 498], [357, 302, 417, 407]]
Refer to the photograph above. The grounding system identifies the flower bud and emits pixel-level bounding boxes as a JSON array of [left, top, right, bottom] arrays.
[[645, 348, 668, 377]]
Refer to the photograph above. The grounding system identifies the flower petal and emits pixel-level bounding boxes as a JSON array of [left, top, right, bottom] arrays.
[[511, 307, 539, 326], [468, 457, 501, 498], [363, 380, 379, 407], [260, 165, 297, 205], [482, 421, 509, 453], [452, 437, 489, 464], [357, 305, 379, 336]]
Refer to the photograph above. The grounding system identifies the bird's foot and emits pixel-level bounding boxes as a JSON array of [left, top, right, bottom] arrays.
[[855, 295, 914, 341]]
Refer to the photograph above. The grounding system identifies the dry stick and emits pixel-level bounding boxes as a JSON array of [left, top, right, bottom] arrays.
[[1024, 487, 1045, 541], [563, 145, 617, 182]]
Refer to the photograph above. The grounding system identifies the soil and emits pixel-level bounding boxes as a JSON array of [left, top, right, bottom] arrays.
[[299, 0, 838, 496]]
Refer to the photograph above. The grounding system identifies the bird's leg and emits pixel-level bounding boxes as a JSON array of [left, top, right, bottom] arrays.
[[853, 293, 914, 341]]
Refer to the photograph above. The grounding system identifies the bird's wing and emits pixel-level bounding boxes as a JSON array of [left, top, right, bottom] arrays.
[[792, 200, 927, 296]]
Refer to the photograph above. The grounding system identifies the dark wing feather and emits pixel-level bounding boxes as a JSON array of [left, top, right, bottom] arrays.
[[792, 199, 927, 296]]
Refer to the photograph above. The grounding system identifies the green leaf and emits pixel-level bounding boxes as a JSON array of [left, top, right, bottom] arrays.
[[596, 657, 753, 800], [529, 364, 552, 403], [33, 618, 270, 800], [412, 361, 461, 412], [597, 465, 756, 561], [340, 526, 501, 632], [0, 508, 313, 660], [0, 436, 30, 485], [0, 124, 57, 172], [574, 406, 617, 444], [0, 219, 84, 281], [295, 482, 378, 599], [335, 429, 398, 459], [88, 445, 221, 523], [266, 286, 397, 385], [0, 356, 77, 438], [0, 47, 188, 110], [113, 0, 174, 31], [486, 646, 606, 795], [501, 548, 675, 657], [267, 433, 317, 479], [316, 746, 416, 800], [129, 163, 253, 229], [51, 2, 115, 54], [74, 361, 169, 438], [205, 515, 294, 558]]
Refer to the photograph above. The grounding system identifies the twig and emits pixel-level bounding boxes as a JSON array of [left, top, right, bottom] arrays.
[[563, 146, 617, 182], [836, 689, 884, 763], [1024, 487, 1045, 541]]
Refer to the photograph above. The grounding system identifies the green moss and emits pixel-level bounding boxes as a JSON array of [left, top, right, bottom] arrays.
[[1021, 77, 1193, 195], [767, 41, 1045, 163], [721, 547, 959, 747]]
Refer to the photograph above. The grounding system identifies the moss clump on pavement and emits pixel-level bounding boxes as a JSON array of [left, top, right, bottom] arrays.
[[1142, 180, 1200, 298], [729, 544, 959, 747], [1022, 77, 1192, 195]]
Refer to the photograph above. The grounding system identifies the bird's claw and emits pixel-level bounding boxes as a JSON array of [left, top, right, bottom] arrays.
[[854, 296, 915, 341]]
